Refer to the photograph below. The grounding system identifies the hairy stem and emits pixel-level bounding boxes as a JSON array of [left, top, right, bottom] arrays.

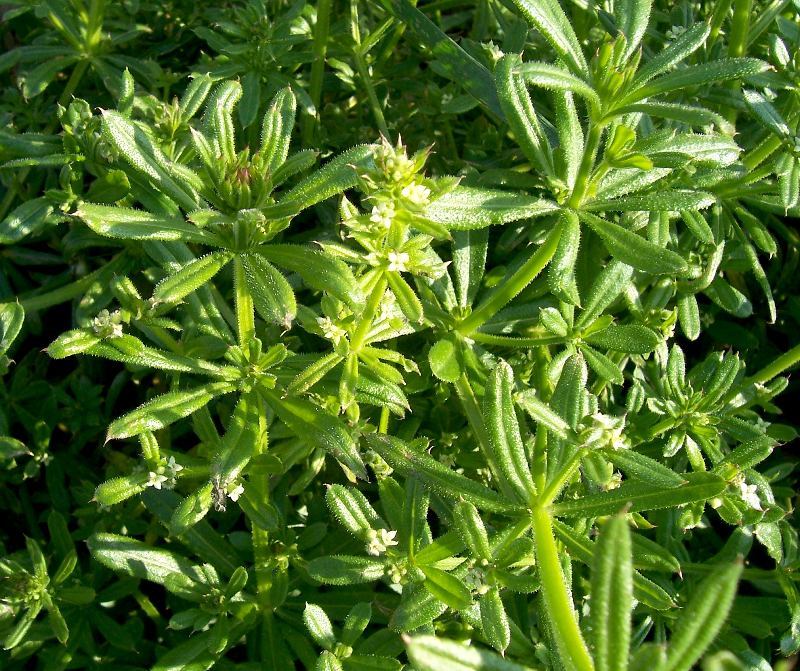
[[458, 224, 561, 335], [302, 0, 332, 146], [531, 505, 595, 671]]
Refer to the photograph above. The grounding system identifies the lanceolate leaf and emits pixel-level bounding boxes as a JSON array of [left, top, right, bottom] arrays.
[[423, 187, 559, 230], [77, 204, 217, 243], [107, 382, 235, 441], [262, 390, 367, 480], [88, 533, 205, 585], [661, 562, 743, 671], [510, 0, 588, 77], [153, 251, 233, 304], [580, 212, 688, 274], [406, 635, 536, 671], [552, 472, 727, 517], [256, 245, 363, 306], [591, 515, 633, 671], [483, 361, 536, 503], [366, 434, 521, 514], [240, 253, 297, 326]]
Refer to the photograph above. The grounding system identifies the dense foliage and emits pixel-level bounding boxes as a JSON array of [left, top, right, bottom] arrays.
[[1, 0, 800, 668]]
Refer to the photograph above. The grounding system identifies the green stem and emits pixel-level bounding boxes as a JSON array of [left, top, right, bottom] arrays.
[[539, 446, 585, 507], [353, 49, 390, 138], [454, 372, 518, 502], [302, 0, 332, 146], [531, 505, 595, 671], [457, 224, 562, 335], [58, 59, 90, 108], [454, 373, 492, 453], [746, 343, 800, 386], [232, 257, 255, 346], [350, 273, 388, 352], [567, 123, 603, 208], [17, 254, 129, 312], [727, 0, 752, 58], [470, 332, 566, 348], [709, 0, 734, 43]]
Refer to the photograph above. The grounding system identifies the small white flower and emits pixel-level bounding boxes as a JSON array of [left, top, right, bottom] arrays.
[[366, 528, 398, 556], [387, 251, 409, 273], [166, 456, 183, 476], [400, 182, 431, 206], [227, 482, 245, 502], [580, 413, 628, 450], [146, 471, 169, 490], [316, 317, 347, 344], [91, 309, 124, 338], [370, 201, 395, 228], [738, 478, 762, 511]]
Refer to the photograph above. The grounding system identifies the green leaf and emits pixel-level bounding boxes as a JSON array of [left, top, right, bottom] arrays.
[[87, 533, 205, 585], [586, 190, 715, 213], [170, 483, 214, 535], [625, 58, 769, 105], [585, 324, 661, 354], [517, 62, 600, 110], [495, 55, 553, 176], [85, 169, 131, 203], [479, 587, 510, 653], [580, 212, 688, 274], [510, 0, 588, 77], [107, 382, 235, 441], [630, 22, 710, 86], [552, 472, 727, 517], [270, 144, 373, 218], [240, 253, 297, 327], [94, 474, 149, 506], [0, 197, 53, 243], [515, 389, 571, 439], [605, 449, 685, 487], [0, 302, 24, 355], [179, 74, 214, 123], [547, 209, 581, 304], [614, 0, 652, 60], [326, 484, 381, 537], [47, 329, 101, 359], [366, 434, 520, 514], [581, 344, 624, 384], [153, 251, 233, 304], [424, 187, 558, 230], [743, 89, 791, 138], [77, 203, 216, 243], [304, 603, 336, 650], [428, 337, 463, 383], [406, 635, 536, 671], [420, 565, 472, 610], [574, 259, 633, 329], [341, 602, 372, 647], [306, 555, 386, 585], [591, 515, 633, 671], [387, 272, 424, 323], [552, 519, 675, 610], [660, 562, 742, 671], [483, 361, 535, 503], [263, 391, 366, 480], [378, 0, 502, 117], [677, 294, 701, 341], [101, 111, 201, 211], [257, 244, 363, 310], [453, 500, 491, 560], [22, 57, 77, 98], [204, 81, 242, 163], [261, 87, 296, 174]]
